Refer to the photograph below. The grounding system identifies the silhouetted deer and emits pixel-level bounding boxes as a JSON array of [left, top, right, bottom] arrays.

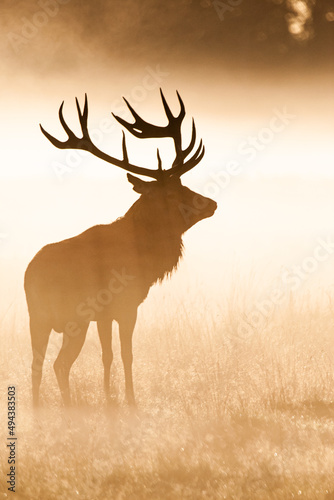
[[25, 90, 217, 407]]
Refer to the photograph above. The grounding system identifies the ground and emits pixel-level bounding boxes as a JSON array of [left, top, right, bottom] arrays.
[[1, 285, 334, 500]]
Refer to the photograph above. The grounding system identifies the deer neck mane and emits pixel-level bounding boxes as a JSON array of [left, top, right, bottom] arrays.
[[122, 197, 184, 282]]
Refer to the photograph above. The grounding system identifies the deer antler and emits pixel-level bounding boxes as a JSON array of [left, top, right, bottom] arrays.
[[114, 89, 205, 177], [40, 94, 164, 180], [40, 91, 205, 180]]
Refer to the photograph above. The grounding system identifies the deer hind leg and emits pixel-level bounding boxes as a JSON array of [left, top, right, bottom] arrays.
[[30, 317, 52, 408], [54, 324, 88, 406], [97, 318, 113, 397], [118, 309, 137, 406]]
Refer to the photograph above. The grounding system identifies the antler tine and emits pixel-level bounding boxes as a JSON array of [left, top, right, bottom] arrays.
[[175, 90, 186, 120], [170, 140, 205, 178], [160, 89, 174, 122], [40, 102, 71, 149], [112, 98, 151, 138], [183, 119, 196, 157], [122, 97, 143, 124], [39, 124, 64, 149], [122, 131, 129, 163], [75, 93, 89, 138], [58, 101, 75, 140], [160, 89, 185, 122], [156, 149, 165, 181], [157, 149, 163, 171], [172, 118, 197, 167], [179, 144, 205, 176]]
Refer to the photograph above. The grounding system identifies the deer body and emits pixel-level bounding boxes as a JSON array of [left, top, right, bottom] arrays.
[[26, 91, 216, 407], [25, 192, 186, 327]]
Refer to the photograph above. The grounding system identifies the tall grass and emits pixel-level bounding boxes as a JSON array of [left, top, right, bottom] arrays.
[[1, 279, 334, 499]]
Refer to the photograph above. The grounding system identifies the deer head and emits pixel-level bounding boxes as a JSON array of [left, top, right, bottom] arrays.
[[40, 90, 217, 232]]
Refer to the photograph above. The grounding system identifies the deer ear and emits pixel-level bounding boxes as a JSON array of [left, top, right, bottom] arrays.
[[127, 173, 153, 194]]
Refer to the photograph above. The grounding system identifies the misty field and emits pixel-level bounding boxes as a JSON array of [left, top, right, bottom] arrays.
[[1, 280, 334, 500]]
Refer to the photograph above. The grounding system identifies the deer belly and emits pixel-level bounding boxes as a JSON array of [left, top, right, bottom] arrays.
[[45, 281, 150, 332]]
